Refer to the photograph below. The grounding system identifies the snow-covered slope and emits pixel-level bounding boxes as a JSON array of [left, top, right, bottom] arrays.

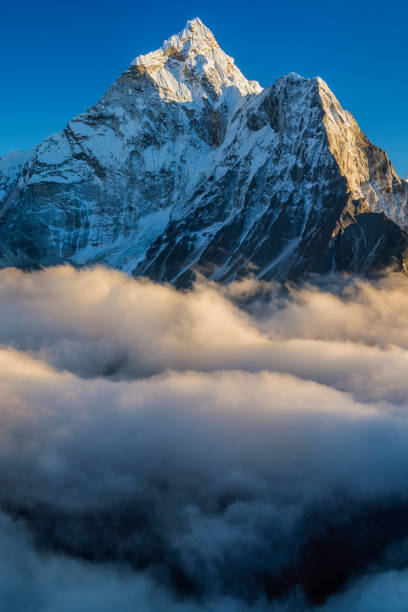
[[0, 148, 36, 204], [0, 17, 407, 282]]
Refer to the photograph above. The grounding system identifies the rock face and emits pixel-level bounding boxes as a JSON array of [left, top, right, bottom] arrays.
[[0, 17, 407, 283]]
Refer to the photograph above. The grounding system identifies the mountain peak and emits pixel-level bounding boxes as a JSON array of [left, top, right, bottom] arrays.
[[185, 17, 207, 27], [2, 18, 407, 284], [130, 18, 262, 103], [173, 17, 217, 45], [158, 17, 219, 60]]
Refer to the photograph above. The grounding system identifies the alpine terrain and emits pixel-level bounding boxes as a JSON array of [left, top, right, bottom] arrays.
[[1, 17, 407, 284]]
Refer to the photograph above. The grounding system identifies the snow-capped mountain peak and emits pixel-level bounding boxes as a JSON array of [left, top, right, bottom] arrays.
[[161, 17, 219, 52], [0, 18, 407, 282], [130, 18, 262, 103]]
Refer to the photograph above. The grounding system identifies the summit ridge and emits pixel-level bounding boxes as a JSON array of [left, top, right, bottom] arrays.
[[130, 18, 262, 102]]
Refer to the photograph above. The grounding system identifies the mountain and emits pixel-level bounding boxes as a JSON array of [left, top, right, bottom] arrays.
[[0, 17, 407, 283]]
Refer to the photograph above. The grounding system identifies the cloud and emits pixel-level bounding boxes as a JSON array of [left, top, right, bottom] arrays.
[[1, 266, 408, 609]]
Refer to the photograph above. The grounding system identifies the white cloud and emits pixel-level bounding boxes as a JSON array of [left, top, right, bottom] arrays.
[[1, 266, 408, 609]]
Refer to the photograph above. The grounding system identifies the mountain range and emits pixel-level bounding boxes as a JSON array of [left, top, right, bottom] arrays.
[[1, 17, 407, 284]]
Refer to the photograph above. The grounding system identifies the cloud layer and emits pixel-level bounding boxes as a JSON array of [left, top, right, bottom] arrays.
[[2, 266, 408, 610]]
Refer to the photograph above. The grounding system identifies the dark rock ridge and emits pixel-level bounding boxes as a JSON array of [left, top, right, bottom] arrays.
[[0, 18, 407, 283]]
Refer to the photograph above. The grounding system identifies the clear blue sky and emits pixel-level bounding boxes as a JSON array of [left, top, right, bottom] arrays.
[[1, 0, 407, 174]]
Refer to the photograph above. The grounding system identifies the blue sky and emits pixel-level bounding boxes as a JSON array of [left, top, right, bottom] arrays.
[[1, 0, 407, 173]]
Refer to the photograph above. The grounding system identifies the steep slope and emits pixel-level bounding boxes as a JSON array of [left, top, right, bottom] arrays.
[[0, 148, 36, 207], [0, 18, 407, 282]]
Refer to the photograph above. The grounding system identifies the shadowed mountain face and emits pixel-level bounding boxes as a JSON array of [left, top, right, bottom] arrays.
[[0, 17, 407, 283]]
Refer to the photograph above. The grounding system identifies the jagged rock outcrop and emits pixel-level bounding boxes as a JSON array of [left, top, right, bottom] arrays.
[[0, 17, 407, 282]]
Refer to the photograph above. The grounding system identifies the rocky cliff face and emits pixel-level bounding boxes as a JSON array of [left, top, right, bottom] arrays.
[[0, 17, 407, 283]]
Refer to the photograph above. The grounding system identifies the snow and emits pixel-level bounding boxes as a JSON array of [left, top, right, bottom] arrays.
[[131, 18, 262, 104], [0, 148, 36, 201]]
